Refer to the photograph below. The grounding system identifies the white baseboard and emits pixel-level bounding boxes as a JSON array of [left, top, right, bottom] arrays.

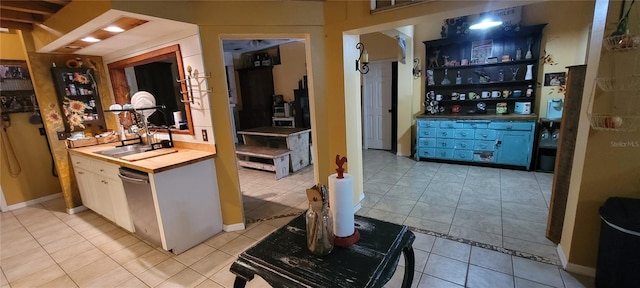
[[67, 205, 88, 214], [224, 222, 245, 232], [6, 193, 63, 211], [557, 244, 596, 277], [353, 193, 365, 213]]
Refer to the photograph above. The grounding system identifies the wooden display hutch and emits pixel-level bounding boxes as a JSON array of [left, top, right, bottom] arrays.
[[423, 24, 545, 115]]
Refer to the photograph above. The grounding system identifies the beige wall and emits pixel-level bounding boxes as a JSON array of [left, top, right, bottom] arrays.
[[560, 0, 640, 269], [520, 1, 593, 117], [273, 41, 307, 103], [0, 31, 61, 206]]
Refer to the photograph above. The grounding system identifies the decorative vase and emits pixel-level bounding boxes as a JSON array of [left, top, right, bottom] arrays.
[[525, 64, 533, 80]]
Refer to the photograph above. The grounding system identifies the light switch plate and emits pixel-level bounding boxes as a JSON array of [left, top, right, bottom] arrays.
[[57, 131, 66, 140]]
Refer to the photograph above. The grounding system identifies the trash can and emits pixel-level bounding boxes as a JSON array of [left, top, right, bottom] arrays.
[[596, 197, 640, 288]]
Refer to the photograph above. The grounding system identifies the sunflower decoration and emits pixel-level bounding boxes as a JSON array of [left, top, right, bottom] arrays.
[[63, 97, 90, 129], [46, 110, 62, 125]]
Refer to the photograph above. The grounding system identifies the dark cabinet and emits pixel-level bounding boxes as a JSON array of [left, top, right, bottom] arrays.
[[237, 66, 274, 129], [423, 24, 545, 115], [51, 67, 105, 132], [294, 89, 310, 128]]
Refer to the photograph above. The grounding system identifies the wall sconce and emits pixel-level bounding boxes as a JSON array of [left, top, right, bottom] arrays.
[[413, 58, 422, 78], [356, 42, 369, 74]]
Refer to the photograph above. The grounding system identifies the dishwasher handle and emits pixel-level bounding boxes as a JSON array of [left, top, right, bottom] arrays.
[[118, 173, 150, 184]]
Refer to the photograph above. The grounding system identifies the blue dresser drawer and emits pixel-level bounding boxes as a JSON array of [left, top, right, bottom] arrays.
[[455, 140, 474, 150], [453, 150, 474, 161], [434, 149, 454, 159], [473, 151, 495, 163], [474, 140, 496, 151], [436, 139, 454, 149], [454, 129, 475, 139], [436, 128, 455, 138], [417, 148, 435, 158], [439, 121, 463, 129], [488, 121, 534, 131], [475, 129, 497, 140], [463, 122, 490, 129], [418, 120, 437, 128], [418, 128, 436, 138], [418, 138, 436, 148]]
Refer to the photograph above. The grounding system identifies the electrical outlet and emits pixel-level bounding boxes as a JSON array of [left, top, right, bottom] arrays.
[[202, 129, 208, 142], [39, 128, 46, 136], [56, 131, 66, 140]]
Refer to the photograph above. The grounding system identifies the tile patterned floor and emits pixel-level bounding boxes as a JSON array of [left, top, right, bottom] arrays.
[[0, 150, 595, 287]]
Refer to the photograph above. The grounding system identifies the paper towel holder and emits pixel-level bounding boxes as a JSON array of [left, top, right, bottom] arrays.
[[332, 154, 361, 247]]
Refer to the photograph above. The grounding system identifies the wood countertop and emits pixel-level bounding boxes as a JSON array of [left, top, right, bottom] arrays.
[[68, 143, 216, 174], [416, 113, 538, 121]]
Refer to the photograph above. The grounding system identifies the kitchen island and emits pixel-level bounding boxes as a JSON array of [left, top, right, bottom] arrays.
[[68, 143, 221, 254]]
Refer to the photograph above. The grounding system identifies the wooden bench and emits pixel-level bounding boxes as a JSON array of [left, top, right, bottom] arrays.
[[235, 145, 291, 180]]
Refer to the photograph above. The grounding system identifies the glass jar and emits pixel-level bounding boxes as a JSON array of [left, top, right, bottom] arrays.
[[306, 202, 334, 256]]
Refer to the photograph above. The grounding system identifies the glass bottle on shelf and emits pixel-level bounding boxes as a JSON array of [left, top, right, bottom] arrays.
[[455, 71, 462, 84], [441, 69, 451, 85], [526, 85, 533, 97], [516, 48, 522, 60], [498, 69, 504, 82]]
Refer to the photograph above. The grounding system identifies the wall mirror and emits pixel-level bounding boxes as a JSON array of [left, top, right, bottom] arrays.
[[107, 44, 194, 135]]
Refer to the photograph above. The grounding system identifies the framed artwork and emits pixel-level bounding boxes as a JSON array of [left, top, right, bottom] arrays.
[[544, 72, 566, 86], [471, 40, 493, 64]]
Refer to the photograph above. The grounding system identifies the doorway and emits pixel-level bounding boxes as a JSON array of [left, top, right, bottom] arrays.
[[363, 61, 394, 151], [221, 37, 315, 224]]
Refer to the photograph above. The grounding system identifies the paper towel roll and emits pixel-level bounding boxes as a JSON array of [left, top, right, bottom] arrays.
[[329, 173, 354, 237], [173, 111, 183, 128]]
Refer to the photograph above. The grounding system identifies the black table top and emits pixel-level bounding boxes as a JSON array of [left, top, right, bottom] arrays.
[[230, 214, 415, 288]]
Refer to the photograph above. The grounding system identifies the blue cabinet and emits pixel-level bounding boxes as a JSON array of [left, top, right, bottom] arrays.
[[416, 118, 535, 169]]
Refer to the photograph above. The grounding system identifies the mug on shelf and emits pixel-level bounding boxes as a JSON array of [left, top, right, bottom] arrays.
[[459, 93, 466, 100], [468, 92, 477, 100], [451, 92, 459, 100], [436, 94, 443, 101], [481, 91, 490, 99], [491, 91, 502, 98], [502, 90, 511, 98], [512, 90, 523, 97]]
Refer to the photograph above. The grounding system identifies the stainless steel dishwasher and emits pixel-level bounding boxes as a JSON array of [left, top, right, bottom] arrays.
[[118, 167, 162, 247]]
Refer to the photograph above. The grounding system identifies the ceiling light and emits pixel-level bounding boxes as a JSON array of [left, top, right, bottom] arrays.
[[81, 36, 101, 43], [103, 26, 124, 33], [469, 18, 503, 30]]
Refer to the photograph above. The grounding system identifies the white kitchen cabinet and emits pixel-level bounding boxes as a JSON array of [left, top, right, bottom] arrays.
[[70, 154, 134, 232], [150, 159, 223, 254], [73, 167, 96, 211]]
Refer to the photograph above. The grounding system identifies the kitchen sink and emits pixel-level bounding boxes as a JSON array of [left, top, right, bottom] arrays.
[[93, 144, 150, 158]]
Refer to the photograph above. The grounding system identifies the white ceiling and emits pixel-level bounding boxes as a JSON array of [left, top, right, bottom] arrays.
[[37, 9, 300, 56]]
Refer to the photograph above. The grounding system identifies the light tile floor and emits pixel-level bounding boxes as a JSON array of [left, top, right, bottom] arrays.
[[0, 150, 595, 287]]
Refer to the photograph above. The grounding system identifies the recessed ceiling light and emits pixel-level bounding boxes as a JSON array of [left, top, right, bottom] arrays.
[[103, 26, 124, 33], [81, 36, 101, 43]]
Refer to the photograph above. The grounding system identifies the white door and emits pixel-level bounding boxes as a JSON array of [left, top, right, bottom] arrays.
[[363, 62, 392, 150]]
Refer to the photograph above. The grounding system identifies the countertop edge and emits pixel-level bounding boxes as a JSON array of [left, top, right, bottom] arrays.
[[68, 144, 216, 174], [416, 113, 538, 121]]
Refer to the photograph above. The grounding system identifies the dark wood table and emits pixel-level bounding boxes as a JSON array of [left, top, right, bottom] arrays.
[[230, 214, 415, 288]]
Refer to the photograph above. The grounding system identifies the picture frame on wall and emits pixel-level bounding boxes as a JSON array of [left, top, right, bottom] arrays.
[[471, 40, 493, 64], [544, 72, 566, 86]]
